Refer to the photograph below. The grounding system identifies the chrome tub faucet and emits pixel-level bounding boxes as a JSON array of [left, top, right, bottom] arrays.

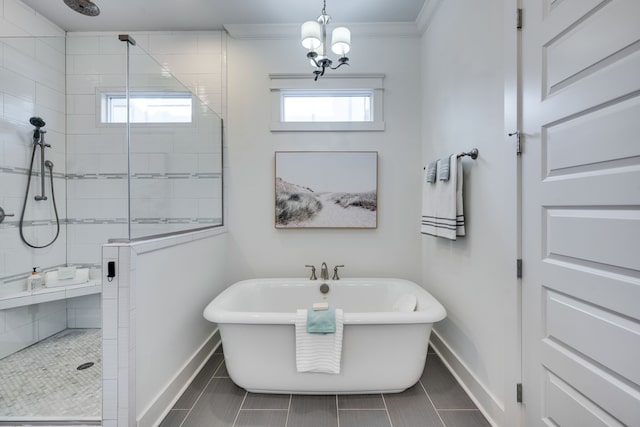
[[305, 265, 317, 280], [332, 265, 344, 280]]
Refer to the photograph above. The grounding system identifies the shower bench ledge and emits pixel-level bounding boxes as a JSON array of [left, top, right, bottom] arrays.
[[0, 281, 102, 310]]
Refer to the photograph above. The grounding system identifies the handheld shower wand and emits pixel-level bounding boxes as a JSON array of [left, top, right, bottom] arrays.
[[20, 117, 60, 248], [30, 117, 50, 201]]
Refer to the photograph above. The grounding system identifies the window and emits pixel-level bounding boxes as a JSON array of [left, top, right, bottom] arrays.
[[270, 74, 385, 131], [102, 91, 193, 123], [282, 90, 372, 122]]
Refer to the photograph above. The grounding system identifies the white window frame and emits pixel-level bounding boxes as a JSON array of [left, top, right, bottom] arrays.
[[99, 90, 194, 124], [270, 74, 385, 132]]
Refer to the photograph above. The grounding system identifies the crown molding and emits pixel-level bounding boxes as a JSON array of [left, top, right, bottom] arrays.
[[416, 0, 444, 35], [224, 22, 420, 40]]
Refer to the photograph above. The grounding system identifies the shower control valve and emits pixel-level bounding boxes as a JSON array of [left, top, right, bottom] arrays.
[[0, 207, 15, 224]]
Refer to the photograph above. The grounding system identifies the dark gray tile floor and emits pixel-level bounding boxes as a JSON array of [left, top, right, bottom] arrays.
[[160, 345, 490, 427]]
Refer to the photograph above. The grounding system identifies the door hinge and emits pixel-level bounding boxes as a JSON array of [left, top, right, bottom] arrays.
[[517, 8, 523, 30], [509, 131, 522, 155], [517, 383, 523, 403], [517, 259, 522, 278]]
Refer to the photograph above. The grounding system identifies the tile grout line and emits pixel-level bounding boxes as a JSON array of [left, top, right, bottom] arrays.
[[419, 379, 447, 427], [380, 394, 394, 427], [230, 390, 248, 427], [284, 394, 292, 427], [177, 356, 225, 427], [335, 395, 340, 427]]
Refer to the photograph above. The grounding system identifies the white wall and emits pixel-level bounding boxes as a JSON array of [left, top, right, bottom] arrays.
[[225, 28, 422, 282], [133, 232, 228, 423], [420, 1, 519, 425]]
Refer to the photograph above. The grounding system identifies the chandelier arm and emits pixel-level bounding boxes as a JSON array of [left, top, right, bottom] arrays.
[[330, 62, 349, 70]]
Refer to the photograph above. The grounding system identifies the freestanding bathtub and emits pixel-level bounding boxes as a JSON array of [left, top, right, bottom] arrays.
[[203, 278, 446, 394]]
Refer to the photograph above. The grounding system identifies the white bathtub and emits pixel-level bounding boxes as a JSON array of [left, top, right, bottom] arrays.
[[203, 278, 446, 394]]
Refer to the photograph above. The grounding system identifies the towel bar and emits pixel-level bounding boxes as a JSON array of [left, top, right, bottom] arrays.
[[457, 148, 479, 159], [423, 148, 479, 169]]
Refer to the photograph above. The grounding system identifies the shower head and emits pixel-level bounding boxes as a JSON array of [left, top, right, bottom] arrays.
[[63, 0, 100, 16], [30, 117, 45, 128]]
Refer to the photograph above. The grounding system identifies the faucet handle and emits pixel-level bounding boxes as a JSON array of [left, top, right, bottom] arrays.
[[332, 265, 344, 280], [305, 265, 317, 280]]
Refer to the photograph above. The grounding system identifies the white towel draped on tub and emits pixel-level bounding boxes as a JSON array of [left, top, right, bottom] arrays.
[[421, 154, 466, 240], [295, 308, 344, 374]]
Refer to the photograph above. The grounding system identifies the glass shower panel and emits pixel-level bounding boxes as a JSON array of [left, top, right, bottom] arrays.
[[127, 42, 223, 240]]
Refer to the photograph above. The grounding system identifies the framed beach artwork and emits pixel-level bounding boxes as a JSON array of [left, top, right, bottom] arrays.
[[275, 151, 378, 229]]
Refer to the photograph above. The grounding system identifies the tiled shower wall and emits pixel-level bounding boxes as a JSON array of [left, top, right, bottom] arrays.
[[0, 2, 66, 295], [0, 0, 70, 359]]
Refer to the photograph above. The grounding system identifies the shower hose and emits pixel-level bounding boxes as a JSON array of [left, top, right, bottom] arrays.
[[19, 142, 60, 248]]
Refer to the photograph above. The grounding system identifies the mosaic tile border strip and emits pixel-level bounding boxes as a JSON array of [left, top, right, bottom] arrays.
[[2, 217, 220, 228], [0, 166, 66, 179], [1, 169, 221, 180], [67, 172, 222, 180]]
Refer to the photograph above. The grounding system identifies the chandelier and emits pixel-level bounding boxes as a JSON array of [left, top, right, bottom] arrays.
[[300, 0, 351, 81]]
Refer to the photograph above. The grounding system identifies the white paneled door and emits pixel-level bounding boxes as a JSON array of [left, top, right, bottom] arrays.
[[521, 0, 640, 426]]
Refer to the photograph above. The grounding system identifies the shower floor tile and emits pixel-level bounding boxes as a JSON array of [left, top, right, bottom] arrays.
[[0, 328, 101, 419]]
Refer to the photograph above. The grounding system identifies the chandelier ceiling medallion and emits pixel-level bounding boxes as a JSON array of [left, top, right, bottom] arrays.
[[300, 0, 351, 81]]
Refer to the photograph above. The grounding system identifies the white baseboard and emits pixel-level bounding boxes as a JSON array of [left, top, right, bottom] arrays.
[[429, 331, 503, 427], [137, 329, 221, 427]]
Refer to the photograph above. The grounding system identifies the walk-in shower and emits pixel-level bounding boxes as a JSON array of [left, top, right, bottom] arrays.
[[0, 32, 223, 424], [19, 117, 61, 249]]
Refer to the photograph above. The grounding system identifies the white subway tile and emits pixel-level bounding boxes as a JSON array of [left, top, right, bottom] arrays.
[[36, 309, 66, 339], [66, 93, 96, 115], [66, 74, 102, 95], [98, 153, 128, 174], [0, 17, 29, 37], [67, 114, 100, 134], [5, 305, 35, 329], [2, 34, 36, 56], [3, 93, 35, 124], [102, 379, 118, 420], [0, 322, 36, 359], [73, 54, 125, 75], [72, 308, 101, 328], [66, 36, 100, 55], [197, 153, 222, 173], [99, 36, 124, 55], [36, 38, 65, 74], [102, 338, 117, 380], [102, 298, 117, 339], [0, 68, 36, 102]]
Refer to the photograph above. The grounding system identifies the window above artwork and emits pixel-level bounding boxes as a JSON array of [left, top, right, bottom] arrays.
[[270, 74, 385, 132], [101, 91, 193, 124]]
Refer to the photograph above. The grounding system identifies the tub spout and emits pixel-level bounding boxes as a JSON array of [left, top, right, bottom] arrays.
[[320, 262, 329, 280]]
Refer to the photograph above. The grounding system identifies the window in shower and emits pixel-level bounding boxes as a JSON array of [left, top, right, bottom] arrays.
[[102, 91, 193, 123]]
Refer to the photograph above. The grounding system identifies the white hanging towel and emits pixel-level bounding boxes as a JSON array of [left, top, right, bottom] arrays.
[[295, 308, 344, 374], [421, 154, 465, 240]]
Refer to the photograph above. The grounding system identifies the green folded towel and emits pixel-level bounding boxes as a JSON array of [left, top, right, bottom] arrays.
[[307, 307, 336, 334]]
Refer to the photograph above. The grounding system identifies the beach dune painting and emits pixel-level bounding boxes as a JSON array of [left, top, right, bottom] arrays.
[[275, 151, 378, 228]]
